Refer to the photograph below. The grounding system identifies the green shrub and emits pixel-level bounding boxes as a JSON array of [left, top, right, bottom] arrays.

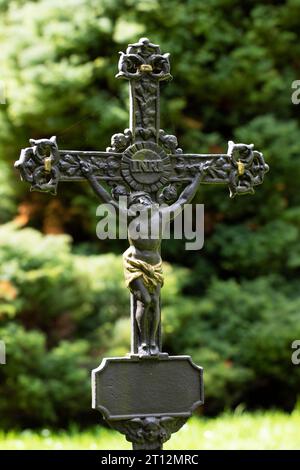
[[0, 224, 185, 427], [164, 276, 300, 413], [0, 162, 17, 223], [0, 324, 91, 427]]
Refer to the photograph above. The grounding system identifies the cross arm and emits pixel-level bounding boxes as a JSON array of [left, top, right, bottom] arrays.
[[14, 137, 268, 201], [168, 141, 269, 198], [79, 160, 127, 214], [14, 136, 124, 195]]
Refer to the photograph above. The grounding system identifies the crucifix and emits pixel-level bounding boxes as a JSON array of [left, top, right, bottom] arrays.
[[15, 38, 268, 450]]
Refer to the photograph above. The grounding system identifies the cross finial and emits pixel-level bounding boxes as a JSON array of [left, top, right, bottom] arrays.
[[116, 37, 172, 143]]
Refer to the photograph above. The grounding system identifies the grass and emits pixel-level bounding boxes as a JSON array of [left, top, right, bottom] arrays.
[[0, 410, 300, 450]]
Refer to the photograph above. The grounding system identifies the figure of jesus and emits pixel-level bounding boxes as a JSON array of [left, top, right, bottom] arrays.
[[80, 160, 201, 356]]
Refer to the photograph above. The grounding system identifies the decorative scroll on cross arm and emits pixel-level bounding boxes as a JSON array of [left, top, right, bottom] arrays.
[[14, 37, 269, 451]]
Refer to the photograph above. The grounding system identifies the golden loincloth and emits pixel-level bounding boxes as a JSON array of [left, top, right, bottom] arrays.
[[123, 248, 164, 292]]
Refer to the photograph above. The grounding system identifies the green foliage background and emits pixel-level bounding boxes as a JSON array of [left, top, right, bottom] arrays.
[[0, 0, 300, 428]]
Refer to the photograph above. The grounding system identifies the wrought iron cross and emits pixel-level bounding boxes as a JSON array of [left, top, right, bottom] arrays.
[[15, 38, 269, 450], [15, 37, 268, 199]]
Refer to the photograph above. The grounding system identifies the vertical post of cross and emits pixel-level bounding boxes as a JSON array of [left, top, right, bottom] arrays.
[[116, 37, 172, 144]]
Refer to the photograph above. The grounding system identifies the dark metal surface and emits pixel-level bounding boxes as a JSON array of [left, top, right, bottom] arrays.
[[92, 356, 202, 449], [92, 356, 203, 420], [15, 37, 269, 450], [15, 38, 268, 200]]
